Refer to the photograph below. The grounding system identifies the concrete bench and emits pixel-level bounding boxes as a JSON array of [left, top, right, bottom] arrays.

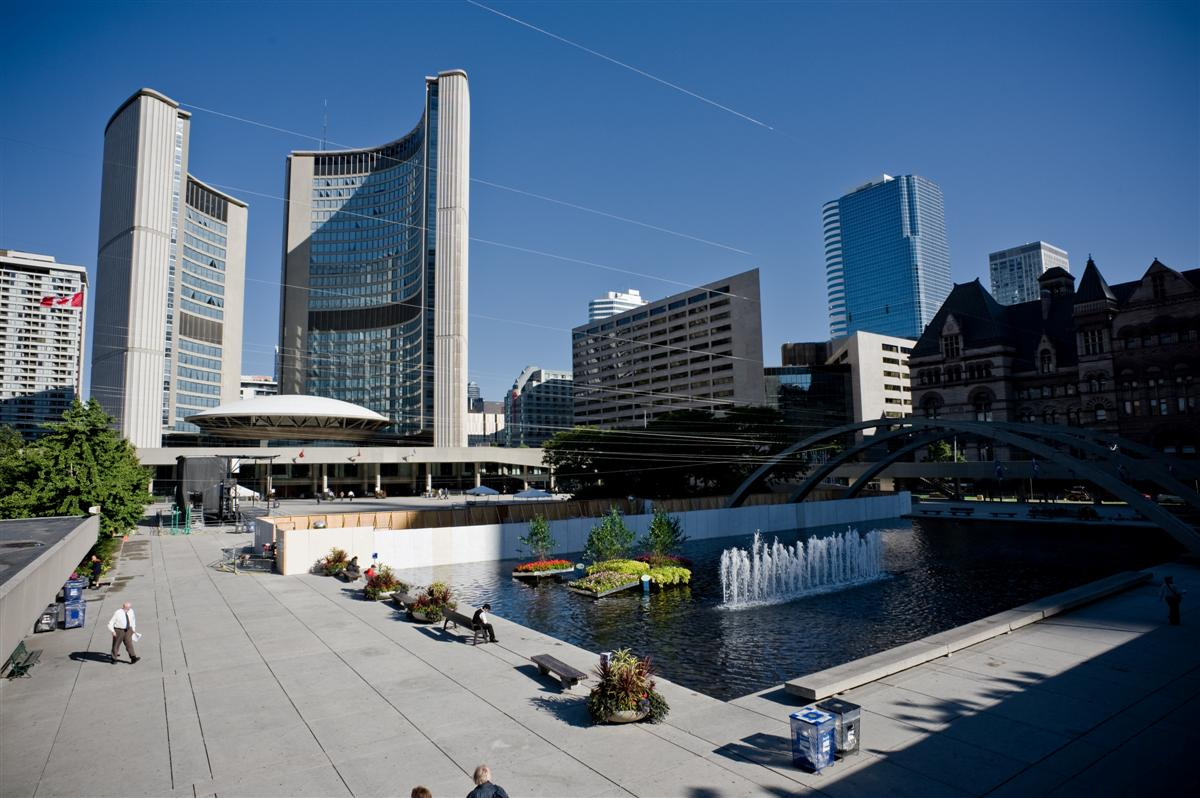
[[949, 507, 976, 517], [989, 511, 1018, 518], [531, 653, 587, 690], [4, 641, 42, 679]]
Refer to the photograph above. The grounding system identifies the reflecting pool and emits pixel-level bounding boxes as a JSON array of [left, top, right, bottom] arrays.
[[391, 519, 1177, 701]]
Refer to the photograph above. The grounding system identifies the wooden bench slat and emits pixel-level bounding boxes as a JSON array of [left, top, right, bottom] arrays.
[[530, 653, 587, 689]]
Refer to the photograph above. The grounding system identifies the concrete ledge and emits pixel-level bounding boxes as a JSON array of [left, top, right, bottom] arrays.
[[786, 640, 949, 701], [785, 569, 1153, 701]]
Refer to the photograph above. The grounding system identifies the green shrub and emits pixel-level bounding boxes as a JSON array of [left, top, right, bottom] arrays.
[[638, 509, 687, 558], [647, 566, 691, 586], [320, 547, 349, 575], [411, 581, 456, 622], [584, 506, 634, 562], [363, 564, 406, 600], [586, 648, 669, 724], [519, 514, 556, 561], [585, 559, 649, 577]]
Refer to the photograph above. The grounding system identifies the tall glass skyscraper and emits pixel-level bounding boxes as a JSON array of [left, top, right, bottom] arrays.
[[823, 174, 951, 340], [93, 89, 246, 448], [279, 71, 469, 446]]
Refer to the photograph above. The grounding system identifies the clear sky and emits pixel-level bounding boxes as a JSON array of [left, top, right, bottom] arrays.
[[2, 1, 1197, 402]]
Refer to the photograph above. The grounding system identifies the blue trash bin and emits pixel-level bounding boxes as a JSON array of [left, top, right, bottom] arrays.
[[790, 707, 836, 772], [62, 601, 86, 629], [64, 578, 87, 603]]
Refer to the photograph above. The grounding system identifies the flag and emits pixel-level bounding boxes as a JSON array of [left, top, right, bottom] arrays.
[[39, 292, 83, 308], [70, 291, 83, 307], [40, 296, 55, 306], [298, 449, 305, 459]]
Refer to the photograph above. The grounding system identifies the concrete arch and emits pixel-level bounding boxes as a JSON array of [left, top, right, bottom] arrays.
[[724, 417, 1200, 554]]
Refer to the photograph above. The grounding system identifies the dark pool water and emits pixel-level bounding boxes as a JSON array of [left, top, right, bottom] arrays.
[[392, 519, 1178, 700]]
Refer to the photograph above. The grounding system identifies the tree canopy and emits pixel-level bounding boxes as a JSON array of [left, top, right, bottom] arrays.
[[542, 406, 811, 499], [0, 399, 152, 537]]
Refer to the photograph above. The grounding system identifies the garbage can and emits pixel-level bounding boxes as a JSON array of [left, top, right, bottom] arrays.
[[34, 604, 58, 633], [789, 707, 836, 772], [62, 601, 86, 629], [817, 697, 862, 757], [63, 578, 87, 603]]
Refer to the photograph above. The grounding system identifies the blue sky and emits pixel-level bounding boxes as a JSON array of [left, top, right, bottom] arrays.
[[2, 1, 1197, 402]]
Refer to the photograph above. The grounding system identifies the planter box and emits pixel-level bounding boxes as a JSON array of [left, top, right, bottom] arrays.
[[566, 579, 642, 599], [605, 709, 649, 724], [512, 567, 576, 580], [364, 590, 394, 601]]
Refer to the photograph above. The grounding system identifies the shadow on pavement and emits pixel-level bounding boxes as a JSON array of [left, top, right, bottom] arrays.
[[68, 651, 113, 664]]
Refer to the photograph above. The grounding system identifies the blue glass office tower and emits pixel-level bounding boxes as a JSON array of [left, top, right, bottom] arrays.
[[279, 71, 469, 446], [823, 174, 950, 340]]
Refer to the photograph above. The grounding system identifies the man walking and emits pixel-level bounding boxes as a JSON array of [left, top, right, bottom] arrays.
[[107, 601, 139, 664], [1160, 576, 1185, 625]]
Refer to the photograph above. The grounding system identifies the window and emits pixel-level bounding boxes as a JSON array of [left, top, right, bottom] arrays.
[[921, 395, 942, 419], [1039, 349, 1053, 374], [941, 335, 961, 358], [973, 392, 993, 422], [1081, 329, 1105, 355], [1094, 406, 1108, 422]]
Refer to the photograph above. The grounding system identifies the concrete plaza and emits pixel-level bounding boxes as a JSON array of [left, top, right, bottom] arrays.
[[1, 528, 1195, 797]]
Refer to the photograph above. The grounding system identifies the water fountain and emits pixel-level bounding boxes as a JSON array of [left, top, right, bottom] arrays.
[[719, 528, 884, 608]]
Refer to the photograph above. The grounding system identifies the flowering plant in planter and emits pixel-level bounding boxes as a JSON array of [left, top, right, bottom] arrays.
[[320, 547, 349, 576], [363, 565, 407, 600], [586, 648, 669, 724], [514, 559, 573, 573], [410, 581, 456, 623], [570, 570, 640, 595]]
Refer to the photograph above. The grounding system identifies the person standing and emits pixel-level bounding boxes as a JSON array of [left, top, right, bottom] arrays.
[[88, 555, 103, 589], [466, 765, 508, 798], [1160, 576, 1185, 625], [472, 603, 498, 643], [107, 601, 139, 664]]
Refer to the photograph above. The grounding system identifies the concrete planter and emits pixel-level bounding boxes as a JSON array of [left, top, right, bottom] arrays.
[[606, 709, 649, 723], [567, 579, 641, 599], [512, 567, 575, 581]]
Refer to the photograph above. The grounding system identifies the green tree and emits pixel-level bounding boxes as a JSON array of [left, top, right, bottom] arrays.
[[584, 506, 635, 562], [926, 440, 965, 463], [519, 514, 556, 561], [0, 400, 153, 538], [639, 508, 687, 557]]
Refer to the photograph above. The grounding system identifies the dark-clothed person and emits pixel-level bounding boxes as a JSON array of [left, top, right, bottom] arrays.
[[472, 603, 497, 643], [1160, 576, 1185, 625], [466, 765, 508, 798]]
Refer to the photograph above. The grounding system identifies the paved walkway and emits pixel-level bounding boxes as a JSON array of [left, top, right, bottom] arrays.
[[1, 531, 1195, 797]]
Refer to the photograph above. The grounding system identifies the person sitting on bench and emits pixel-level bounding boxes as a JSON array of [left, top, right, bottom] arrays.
[[344, 556, 362, 580], [472, 603, 498, 643]]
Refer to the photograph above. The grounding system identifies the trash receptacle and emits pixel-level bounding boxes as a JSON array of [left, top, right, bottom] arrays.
[[34, 604, 58, 633], [817, 697, 861, 757], [789, 707, 836, 772], [62, 601, 86, 629], [63, 578, 87, 603]]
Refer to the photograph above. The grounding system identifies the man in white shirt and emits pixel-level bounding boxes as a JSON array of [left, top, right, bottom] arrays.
[[471, 603, 498, 643], [107, 601, 139, 664]]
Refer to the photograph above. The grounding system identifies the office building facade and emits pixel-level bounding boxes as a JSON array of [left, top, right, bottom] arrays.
[[988, 241, 1069, 305], [827, 330, 914, 423], [240, 375, 279, 401], [573, 270, 764, 428], [92, 89, 246, 447], [588, 288, 646, 322], [824, 174, 951, 340], [279, 71, 469, 447], [505, 366, 573, 447], [763, 364, 851, 437], [0, 251, 88, 437]]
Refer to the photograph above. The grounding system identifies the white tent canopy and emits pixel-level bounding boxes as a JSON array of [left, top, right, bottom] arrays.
[[465, 485, 499, 496]]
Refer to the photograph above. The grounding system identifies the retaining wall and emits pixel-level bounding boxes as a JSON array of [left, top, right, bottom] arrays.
[[262, 493, 911, 575]]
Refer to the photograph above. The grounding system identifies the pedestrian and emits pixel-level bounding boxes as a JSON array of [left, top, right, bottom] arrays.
[[411, 788, 432, 798], [1160, 576, 1185, 625], [89, 554, 103, 589], [107, 601, 140, 664], [316, 491, 322, 504], [466, 765, 508, 798], [472, 603, 498, 643], [348, 490, 355, 501]]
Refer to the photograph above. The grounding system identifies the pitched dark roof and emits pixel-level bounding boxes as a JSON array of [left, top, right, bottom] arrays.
[[1073, 258, 1116, 304], [911, 279, 1009, 357]]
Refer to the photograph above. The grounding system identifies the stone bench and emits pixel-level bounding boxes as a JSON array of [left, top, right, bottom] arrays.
[[531, 653, 587, 690]]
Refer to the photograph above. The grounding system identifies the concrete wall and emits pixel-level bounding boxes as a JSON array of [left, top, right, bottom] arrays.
[[0, 516, 99, 659], [269, 493, 910, 575]]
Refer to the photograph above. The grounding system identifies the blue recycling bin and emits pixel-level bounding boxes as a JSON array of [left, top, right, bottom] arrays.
[[64, 578, 87, 603], [790, 707, 836, 772], [62, 601, 86, 629]]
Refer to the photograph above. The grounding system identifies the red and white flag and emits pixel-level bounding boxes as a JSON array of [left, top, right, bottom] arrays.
[[40, 292, 83, 308]]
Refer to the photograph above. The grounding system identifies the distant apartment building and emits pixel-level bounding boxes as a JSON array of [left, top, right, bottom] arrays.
[[824, 174, 951, 339], [505, 366, 573, 447], [468, 400, 505, 446], [0, 251, 88, 437], [467, 381, 482, 412], [573, 270, 764, 428], [278, 70, 470, 446], [989, 241, 1070, 305], [826, 331, 914, 423], [239, 375, 279, 401], [91, 88, 247, 447], [588, 288, 646, 322]]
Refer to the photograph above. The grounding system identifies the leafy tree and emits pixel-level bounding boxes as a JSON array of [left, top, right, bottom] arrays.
[[0, 400, 153, 538], [518, 514, 556, 561], [926, 440, 965, 463], [639, 508, 687, 557], [584, 506, 635, 562]]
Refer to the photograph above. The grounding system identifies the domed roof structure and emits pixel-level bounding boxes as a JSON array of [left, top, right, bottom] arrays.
[[186, 395, 390, 441]]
